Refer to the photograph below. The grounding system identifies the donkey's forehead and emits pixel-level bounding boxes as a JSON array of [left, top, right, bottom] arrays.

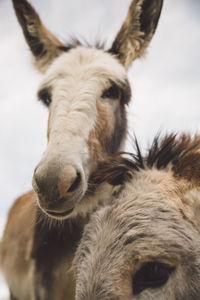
[[89, 169, 198, 250], [123, 168, 188, 203], [109, 170, 199, 247], [117, 169, 196, 222], [42, 46, 127, 85]]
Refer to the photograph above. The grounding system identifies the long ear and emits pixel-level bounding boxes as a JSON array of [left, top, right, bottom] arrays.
[[171, 136, 200, 224], [12, 0, 65, 72], [109, 0, 163, 69]]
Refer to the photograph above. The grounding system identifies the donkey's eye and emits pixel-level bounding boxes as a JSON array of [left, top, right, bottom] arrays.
[[133, 262, 175, 295], [101, 84, 120, 99], [38, 89, 52, 107]]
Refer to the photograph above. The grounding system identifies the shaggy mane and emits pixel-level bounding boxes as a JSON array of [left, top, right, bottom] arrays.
[[58, 36, 107, 52], [91, 133, 200, 186]]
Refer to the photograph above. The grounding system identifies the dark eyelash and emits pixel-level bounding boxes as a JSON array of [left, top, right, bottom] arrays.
[[38, 89, 51, 107], [133, 262, 175, 295], [101, 84, 120, 99]]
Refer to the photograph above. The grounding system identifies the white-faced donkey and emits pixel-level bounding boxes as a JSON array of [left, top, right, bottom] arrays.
[[74, 134, 200, 300], [1, 0, 163, 299]]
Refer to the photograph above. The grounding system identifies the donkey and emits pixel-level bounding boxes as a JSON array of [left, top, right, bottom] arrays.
[[74, 133, 200, 300], [1, 0, 163, 299]]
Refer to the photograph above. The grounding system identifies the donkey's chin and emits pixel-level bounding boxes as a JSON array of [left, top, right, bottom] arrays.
[[45, 207, 75, 219]]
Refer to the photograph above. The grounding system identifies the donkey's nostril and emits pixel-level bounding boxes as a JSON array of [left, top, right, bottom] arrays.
[[68, 172, 81, 193]]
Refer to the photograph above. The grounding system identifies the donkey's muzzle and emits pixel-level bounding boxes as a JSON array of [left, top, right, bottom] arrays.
[[32, 163, 83, 218]]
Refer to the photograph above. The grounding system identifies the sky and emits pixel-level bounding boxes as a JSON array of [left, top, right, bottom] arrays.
[[0, 0, 200, 297]]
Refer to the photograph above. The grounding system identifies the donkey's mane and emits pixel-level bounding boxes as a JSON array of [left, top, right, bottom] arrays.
[[146, 133, 200, 169], [58, 37, 106, 52], [93, 133, 200, 186]]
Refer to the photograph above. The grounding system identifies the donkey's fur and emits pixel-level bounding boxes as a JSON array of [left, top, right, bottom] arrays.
[[1, 0, 163, 299], [74, 134, 200, 300]]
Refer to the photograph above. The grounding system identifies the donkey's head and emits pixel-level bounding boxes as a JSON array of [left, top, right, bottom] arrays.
[[74, 134, 200, 300], [12, 0, 163, 219]]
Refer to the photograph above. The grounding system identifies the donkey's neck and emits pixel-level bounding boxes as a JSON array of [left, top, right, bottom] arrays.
[[32, 208, 88, 258], [31, 182, 119, 262]]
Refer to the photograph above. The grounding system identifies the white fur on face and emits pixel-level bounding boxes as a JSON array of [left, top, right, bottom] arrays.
[[33, 46, 128, 214], [38, 47, 127, 171]]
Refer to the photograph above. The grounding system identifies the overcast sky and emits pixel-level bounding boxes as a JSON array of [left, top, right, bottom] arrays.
[[0, 0, 200, 297]]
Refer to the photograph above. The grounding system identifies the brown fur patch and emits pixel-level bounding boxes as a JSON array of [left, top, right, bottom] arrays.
[[1, 190, 37, 299], [87, 83, 129, 173], [87, 102, 114, 172], [1, 190, 37, 260], [173, 151, 200, 185]]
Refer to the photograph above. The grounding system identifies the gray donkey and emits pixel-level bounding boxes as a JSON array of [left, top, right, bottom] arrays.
[[74, 134, 200, 300], [1, 0, 163, 299]]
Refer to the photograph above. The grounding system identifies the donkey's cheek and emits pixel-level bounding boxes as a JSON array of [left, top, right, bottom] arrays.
[[96, 102, 116, 143]]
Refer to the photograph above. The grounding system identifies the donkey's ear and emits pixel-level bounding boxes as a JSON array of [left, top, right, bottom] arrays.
[[173, 149, 200, 187], [109, 0, 163, 68], [169, 135, 200, 204], [12, 0, 65, 72], [172, 141, 200, 225]]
